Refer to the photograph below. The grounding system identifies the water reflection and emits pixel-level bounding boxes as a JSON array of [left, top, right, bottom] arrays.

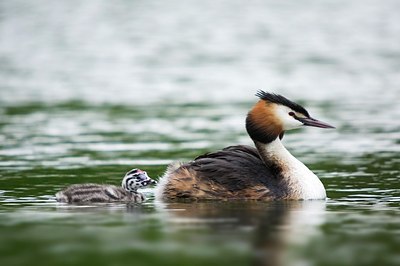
[[156, 200, 326, 266]]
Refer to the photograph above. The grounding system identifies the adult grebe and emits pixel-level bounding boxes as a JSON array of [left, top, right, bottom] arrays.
[[56, 168, 157, 203], [155, 91, 334, 201]]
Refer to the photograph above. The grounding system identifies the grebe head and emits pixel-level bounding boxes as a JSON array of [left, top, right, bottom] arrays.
[[122, 168, 157, 193], [246, 91, 334, 143]]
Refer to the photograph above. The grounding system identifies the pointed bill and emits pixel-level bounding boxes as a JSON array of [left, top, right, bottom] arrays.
[[298, 117, 335, 129]]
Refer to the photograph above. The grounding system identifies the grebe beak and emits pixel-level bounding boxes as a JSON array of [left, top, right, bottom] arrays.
[[142, 179, 157, 186], [298, 117, 335, 129], [138, 172, 157, 186]]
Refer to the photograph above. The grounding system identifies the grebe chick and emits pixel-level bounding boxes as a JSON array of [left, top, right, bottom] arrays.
[[56, 169, 157, 203], [155, 91, 335, 201]]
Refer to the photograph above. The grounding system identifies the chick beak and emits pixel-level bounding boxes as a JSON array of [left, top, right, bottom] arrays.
[[138, 173, 157, 186], [298, 117, 335, 129]]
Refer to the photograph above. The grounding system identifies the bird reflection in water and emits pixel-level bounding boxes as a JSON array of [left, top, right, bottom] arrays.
[[155, 200, 326, 266]]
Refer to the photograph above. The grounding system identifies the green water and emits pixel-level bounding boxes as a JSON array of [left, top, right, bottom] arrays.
[[1, 1, 400, 266], [0, 102, 399, 266]]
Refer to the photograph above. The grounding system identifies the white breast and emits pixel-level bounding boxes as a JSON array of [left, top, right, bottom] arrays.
[[262, 139, 326, 200]]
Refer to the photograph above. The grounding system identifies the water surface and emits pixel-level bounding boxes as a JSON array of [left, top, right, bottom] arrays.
[[0, 1, 399, 266]]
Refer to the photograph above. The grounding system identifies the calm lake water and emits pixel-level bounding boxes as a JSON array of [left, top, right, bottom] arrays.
[[0, 1, 399, 266]]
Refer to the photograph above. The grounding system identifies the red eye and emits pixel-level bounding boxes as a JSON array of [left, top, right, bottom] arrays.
[[289, 112, 295, 116]]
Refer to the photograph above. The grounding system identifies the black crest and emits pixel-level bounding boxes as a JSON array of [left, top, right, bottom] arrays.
[[255, 90, 310, 117]]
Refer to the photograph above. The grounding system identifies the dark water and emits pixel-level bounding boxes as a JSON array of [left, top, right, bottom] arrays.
[[0, 1, 399, 266]]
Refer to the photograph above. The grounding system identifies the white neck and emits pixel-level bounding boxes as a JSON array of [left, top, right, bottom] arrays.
[[255, 138, 326, 200]]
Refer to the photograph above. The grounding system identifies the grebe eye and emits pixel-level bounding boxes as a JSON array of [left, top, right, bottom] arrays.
[[288, 112, 295, 116]]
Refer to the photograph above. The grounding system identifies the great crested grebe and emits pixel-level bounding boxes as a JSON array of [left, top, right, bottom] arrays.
[[155, 91, 335, 201], [56, 168, 157, 203]]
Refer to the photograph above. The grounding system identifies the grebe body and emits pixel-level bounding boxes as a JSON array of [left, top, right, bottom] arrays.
[[155, 91, 334, 201], [56, 169, 157, 203]]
